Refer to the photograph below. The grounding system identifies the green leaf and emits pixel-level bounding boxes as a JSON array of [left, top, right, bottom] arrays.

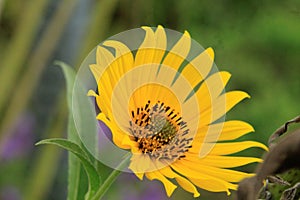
[[265, 170, 300, 199], [55, 61, 75, 111], [36, 139, 101, 199], [55, 61, 86, 199]]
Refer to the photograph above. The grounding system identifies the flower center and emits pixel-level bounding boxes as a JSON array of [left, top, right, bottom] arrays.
[[129, 101, 192, 161]]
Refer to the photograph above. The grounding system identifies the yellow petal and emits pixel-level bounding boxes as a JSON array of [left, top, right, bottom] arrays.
[[200, 91, 250, 125], [96, 113, 132, 149], [161, 31, 191, 72], [96, 45, 115, 68], [145, 170, 177, 197], [159, 166, 200, 197], [87, 89, 98, 97], [134, 26, 166, 66], [193, 71, 232, 127], [195, 71, 230, 102], [154, 25, 167, 50], [128, 82, 181, 116], [129, 154, 153, 179], [189, 141, 268, 155], [176, 175, 200, 197], [184, 154, 262, 168], [103, 40, 134, 75], [171, 162, 237, 193], [172, 161, 253, 183], [134, 172, 144, 180], [103, 40, 132, 58], [189, 177, 235, 195], [95, 90, 111, 119], [215, 91, 250, 120], [89, 64, 101, 82], [205, 71, 231, 100], [94, 44, 133, 118], [180, 47, 215, 88], [215, 120, 254, 141], [194, 120, 254, 143], [95, 68, 118, 117]]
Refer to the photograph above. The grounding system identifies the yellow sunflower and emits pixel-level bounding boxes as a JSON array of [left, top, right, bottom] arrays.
[[88, 25, 267, 197]]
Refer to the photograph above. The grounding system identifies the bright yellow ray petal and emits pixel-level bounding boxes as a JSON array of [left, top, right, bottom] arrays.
[[189, 177, 236, 195], [154, 25, 166, 50], [173, 161, 253, 183], [171, 162, 238, 193], [95, 72, 114, 117], [94, 46, 133, 118], [183, 154, 262, 168], [161, 31, 191, 72], [180, 47, 215, 87], [87, 89, 98, 97], [199, 91, 250, 126], [138, 26, 155, 48], [145, 171, 177, 197], [148, 25, 167, 64], [89, 64, 101, 82], [95, 55, 128, 118], [96, 45, 115, 68], [129, 83, 181, 115], [128, 151, 149, 180], [129, 154, 154, 179], [135, 49, 165, 66], [103, 40, 134, 76], [189, 71, 230, 127], [159, 166, 200, 197], [110, 62, 196, 130], [223, 91, 250, 112], [205, 71, 231, 99], [103, 40, 132, 58], [168, 48, 215, 110], [189, 141, 268, 155], [173, 71, 230, 135], [193, 120, 254, 143], [213, 120, 254, 141], [176, 175, 200, 197], [188, 91, 251, 157], [96, 113, 132, 149], [192, 47, 214, 77], [134, 26, 166, 66]]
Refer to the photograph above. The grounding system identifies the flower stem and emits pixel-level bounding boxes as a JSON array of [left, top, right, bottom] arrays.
[[91, 154, 131, 200]]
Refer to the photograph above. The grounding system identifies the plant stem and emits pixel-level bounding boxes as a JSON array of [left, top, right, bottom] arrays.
[[91, 154, 131, 200]]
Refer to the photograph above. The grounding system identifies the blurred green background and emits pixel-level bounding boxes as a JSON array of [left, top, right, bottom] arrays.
[[0, 0, 299, 199]]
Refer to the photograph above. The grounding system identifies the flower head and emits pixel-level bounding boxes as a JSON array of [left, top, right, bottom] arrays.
[[88, 25, 267, 197]]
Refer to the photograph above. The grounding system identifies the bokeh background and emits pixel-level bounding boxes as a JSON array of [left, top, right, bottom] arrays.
[[0, 0, 299, 199]]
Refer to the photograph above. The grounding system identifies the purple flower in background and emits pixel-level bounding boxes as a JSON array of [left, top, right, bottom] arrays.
[[117, 173, 166, 200], [0, 113, 35, 161], [98, 120, 112, 141], [142, 183, 166, 200], [0, 186, 21, 200]]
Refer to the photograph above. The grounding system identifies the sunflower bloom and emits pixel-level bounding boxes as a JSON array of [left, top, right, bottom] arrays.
[[88, 25, 267, 197]]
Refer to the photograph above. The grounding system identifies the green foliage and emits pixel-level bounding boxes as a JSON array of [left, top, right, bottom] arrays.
[[267, 170, 300, 200], [57, 61, 86, 200], [39, 62, 103, 199], [36, 139, 101, 199], [36, 62, 129, 200]]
